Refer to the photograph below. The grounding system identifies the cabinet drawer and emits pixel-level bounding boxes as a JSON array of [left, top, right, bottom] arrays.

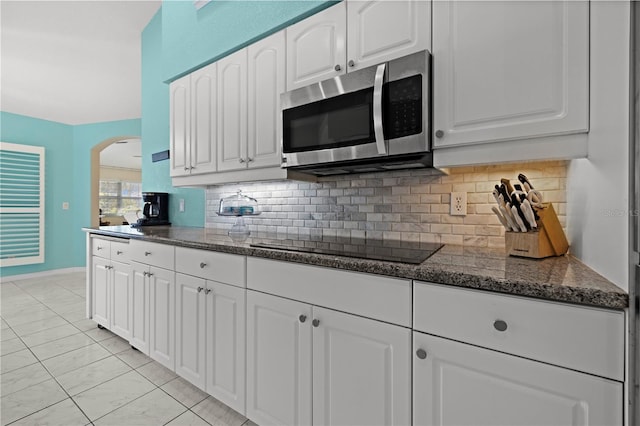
[[175, 247, 246, 287], [110, 240, 130, 262], [247, 258, 411, 327], [413, 282, 625, 381], [91, 238, 111, 258], [129, 240, 175, 269]]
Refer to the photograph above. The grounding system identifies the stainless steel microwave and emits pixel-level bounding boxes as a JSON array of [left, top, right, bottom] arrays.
[[281, 50, 431, 176]]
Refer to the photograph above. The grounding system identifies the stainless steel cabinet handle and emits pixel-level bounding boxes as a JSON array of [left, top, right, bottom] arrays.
[[96, 246, 103, 250], [247, 157, 254, 163], [373, 63, 387, 155], [144, 251, 151, 256], [204, 288, 211, 294], [348, 59, 355, 67], [493, 319, 508, 332], [435, 130, 444, 138], [239, 158, 245, 163], [148, 272, 154, 277], [312, 319, 320, 327], [197, 286, 204, 293], [334, 64, 341, 71], [199, 262, 207, 269], [184, 167, 189, 171], [299, 315, 307, 323], [116, 251, 123, 255], [143, 271, 149, 276], [416, 349, 427, 359]]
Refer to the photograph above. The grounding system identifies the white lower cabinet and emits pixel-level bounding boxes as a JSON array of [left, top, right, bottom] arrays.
[[130, 260, 175, 369], [175, 272, 246, 415], [246, 291, 312, 426], [149, 266, 176, 370], [413, 331, 623, 426], [91, 244, 132, 341], [246, 290, 411, 426], [130, 263, 150, 355]]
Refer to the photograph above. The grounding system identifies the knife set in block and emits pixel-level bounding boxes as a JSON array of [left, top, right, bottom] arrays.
[[504, 203, 569, 259]]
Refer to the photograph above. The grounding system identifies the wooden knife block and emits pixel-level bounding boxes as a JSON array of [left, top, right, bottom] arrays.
[[505, 203, 569, 259]]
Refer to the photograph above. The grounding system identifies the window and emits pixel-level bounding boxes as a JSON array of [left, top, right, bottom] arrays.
[[99, 180, 142, 215], [0, 142, 45, 267]]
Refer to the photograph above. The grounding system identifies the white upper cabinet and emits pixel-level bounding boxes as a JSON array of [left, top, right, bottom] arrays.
[[248, 31, 286, 170], [286, 0, 430, 91], [286, 2, 347, 91], [347, 0, 430, 71], [217, 49, 248, 172], [169, 74, 191, 177], [432, 1, 589, 149], [170, 63, 217, 177], [190, 63, 217, 175]]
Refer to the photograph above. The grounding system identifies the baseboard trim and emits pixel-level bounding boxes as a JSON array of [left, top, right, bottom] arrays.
[[1, 267, 85, 282]]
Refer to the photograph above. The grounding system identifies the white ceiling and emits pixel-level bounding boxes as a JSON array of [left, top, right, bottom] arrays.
[[1, 0, 161, 125], [100, 137, 141, 169]]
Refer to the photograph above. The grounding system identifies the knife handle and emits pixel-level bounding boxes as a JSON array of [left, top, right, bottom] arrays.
[[511, 205, 528, 232], [501, 178, 515, 195], [510, 196, 531, 231], [521, 199, 538, 229], [518, 173, 534, 189], [491, 206, 510, 230], [500, 204, 520, 231]]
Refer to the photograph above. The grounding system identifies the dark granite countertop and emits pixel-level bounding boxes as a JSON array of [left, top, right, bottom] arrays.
[[83, 225, 629, 310]]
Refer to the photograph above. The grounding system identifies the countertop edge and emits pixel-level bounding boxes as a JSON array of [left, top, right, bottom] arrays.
[[83, 227, 629, 310]]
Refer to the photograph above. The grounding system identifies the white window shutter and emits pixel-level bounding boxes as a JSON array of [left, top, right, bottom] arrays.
[[0, 142, 45, 267]]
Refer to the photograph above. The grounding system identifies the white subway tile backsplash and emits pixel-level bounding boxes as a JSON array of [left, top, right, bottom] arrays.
[[205, 161, 568, 248]]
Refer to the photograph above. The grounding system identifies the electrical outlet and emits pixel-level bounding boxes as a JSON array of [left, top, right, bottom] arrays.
[[62, 202, 69, 210], [450, 192, 467, 216]]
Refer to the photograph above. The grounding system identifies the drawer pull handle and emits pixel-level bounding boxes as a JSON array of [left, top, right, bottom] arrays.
[[204, 288, 211, 295], [144, 251, 151, 256], [312, 319, 320, 327], [147, 272, 154, 277], [97, 246, 103, 250], [199, 262, 207, 269], [116, 251, 123, 255], [299, 315, 307, 323], [416, 349, 427, 360], [143, 271, 148, 277], [197, 286, 204, 293], [493, 320, 508, 332]]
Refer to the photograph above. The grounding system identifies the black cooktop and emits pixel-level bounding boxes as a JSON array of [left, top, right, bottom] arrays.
[[250, 238, 443, 264]]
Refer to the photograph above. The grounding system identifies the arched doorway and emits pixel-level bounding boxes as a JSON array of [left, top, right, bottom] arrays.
[[90, 136, 141, 227]]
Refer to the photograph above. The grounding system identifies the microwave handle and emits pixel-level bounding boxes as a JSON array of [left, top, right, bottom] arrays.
[[373, 63, 386, 155]]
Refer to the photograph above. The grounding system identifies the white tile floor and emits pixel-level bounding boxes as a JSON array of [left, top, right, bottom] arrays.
[[1, 272, 257, 426]]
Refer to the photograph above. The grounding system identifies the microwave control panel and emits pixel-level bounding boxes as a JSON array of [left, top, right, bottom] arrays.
[[384, 75, 422, 139]]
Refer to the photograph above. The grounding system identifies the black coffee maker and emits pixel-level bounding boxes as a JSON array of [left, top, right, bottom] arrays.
[[132, 192, 170, 227]]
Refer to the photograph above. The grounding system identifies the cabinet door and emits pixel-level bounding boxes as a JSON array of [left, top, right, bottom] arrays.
[[312, 306, 411, 426], [91, 256, 110, 329], [170, 74, 191, 177], [205, 281, 246, 415], [149, 266, 175, 370], [190, 62, 217, 175], [130, 262, 149, 355], [413, 332, 623, 426], [247, 31, 285, 170], [110, 260, 132, 341], [286, 2, 346, 91], [246, 291, 312, 426], [175, 273, 206, 389], [347, 0, 430, 71], [217, 49, 248, 172], [432, 1, 588, 147]]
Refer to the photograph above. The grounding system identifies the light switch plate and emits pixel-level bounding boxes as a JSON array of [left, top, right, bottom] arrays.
[[179, 199, 185, 212]]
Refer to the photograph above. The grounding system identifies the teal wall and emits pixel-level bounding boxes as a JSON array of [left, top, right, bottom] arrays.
[[161, 0, 337, 81], [0, 112, 74, 277], [0, 113, 140, 277], [142, 10, 205, 227]]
